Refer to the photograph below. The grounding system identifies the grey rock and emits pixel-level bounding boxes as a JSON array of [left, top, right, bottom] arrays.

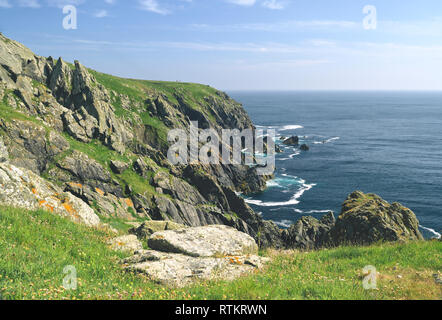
[[0, 137, 8, 162], [282, 212, 335, 250], [148, 225, 258, 258], [129, 220, 187, 239], [108, 235, 143, 253], [327, 191, 424, 246], [110, 160, 129, 174], [123, 249, 269, 287], [0, 161, 100, 226]]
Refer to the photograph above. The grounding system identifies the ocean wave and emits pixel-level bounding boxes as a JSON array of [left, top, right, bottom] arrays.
[[279, 125, 304, 131], [313, 137, 340, 144], [274, 220, 293, 228], [419, 225, 441, 239], [245, 180, 315, 207]]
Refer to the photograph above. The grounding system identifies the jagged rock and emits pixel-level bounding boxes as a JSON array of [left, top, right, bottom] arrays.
[[108, 235, 143, 253], [0, 119, 69, 174], [300, 144, 310, 151], [133, 157, 152, 178], [65, 182, 144, 220], [153, 171, 206, 205], [129, 220, 187, 239], [123, 249, 269, 287], [62, 108, 98, 143], [183, 166, 230, 211], [150, 195, 225, 227], [327, 191, 424, 246], [57, 150, 111, 183], [0, 161, 100, 226], [110, 160, 129, 174], [0, 137, 8, 162], [283, 136, 299, 146], [148, 225, 258, 257], [283, 212, 335, 250]]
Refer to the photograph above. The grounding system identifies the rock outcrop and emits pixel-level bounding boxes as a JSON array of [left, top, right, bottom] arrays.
[[326, 191, 424, 246], [283, 192, 424, 250], [283, 212, 335, 250], [148, 225, 258, 257], [108, 235, 143, 253], [0, 161, 100, 226], [283, 136, 299, 146], [122, 225, 269, 287]]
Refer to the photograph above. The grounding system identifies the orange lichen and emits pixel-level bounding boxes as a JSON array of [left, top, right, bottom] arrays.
[[69, 182, 83, 189], [31, 188, 37, 194], [62, 202, 75, 214], [95, 188, 105, 196], [124, 198, 134, 208], [38, 200, 47, 206]]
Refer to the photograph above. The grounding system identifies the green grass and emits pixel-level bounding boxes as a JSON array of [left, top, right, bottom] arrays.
[[1, 206, 440, 300]]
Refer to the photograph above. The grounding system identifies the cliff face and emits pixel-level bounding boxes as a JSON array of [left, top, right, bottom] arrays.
[[0, 33, 282, 247]]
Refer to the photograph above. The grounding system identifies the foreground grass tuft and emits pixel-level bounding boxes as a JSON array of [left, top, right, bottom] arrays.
[[0, 206, 440, 300]]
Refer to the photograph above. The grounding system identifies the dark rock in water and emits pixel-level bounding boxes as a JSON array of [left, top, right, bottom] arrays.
[[300, 144, 310, 151], [283, 136, 299, 146], [326, 191, 424, 246], [275, 145, 283, 153], [283, 212, 335, 250], [110, 160, 129, 174]]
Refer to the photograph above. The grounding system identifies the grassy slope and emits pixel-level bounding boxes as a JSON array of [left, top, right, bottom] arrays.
[[0, 206, 440, 300]]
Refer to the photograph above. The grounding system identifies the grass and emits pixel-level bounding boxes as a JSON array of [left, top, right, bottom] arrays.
[[0, 206, 440, 300]]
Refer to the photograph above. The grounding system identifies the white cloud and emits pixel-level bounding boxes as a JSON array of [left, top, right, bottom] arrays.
[[94, 9, 108, 18], [138, 0, 170, 15], [190, 20, 358, 32], [45, 0, 86, 8], [0, 0, 11, 8], [227, 0, 256, 6], [18, 0, 40, 8], [262, 0, 285, 10]]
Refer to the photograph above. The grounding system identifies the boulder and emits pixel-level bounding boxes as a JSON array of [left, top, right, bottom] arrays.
[[0, 162, 100, 226], [148, 225, 258, 257], [108, 235, 143, 253], [123, 249, 269, 287], [109, 160, 129, 174], [283, 136, 299, 146], [129, 220, 187, 239], [327, 191, 424, 246]]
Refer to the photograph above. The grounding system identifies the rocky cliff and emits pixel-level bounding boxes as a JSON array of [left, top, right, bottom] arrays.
[[0, 34, 424, 250], [0, 33, 282, 247]]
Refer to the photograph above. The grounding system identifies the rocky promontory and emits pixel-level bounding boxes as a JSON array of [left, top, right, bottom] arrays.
[[0, 33, 427, 256]]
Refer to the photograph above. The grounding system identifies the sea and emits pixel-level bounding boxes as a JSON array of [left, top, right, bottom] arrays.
[[228, 91, 442, 239]]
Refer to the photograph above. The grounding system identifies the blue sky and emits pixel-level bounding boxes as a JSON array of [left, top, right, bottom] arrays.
[[1, 0, 442, 90]]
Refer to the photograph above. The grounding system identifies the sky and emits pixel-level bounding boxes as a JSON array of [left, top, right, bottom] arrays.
[[1, 0, 442, 90]]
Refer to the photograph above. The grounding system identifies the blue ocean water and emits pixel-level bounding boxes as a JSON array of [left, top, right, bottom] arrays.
[[228, 91, 442, 239]]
